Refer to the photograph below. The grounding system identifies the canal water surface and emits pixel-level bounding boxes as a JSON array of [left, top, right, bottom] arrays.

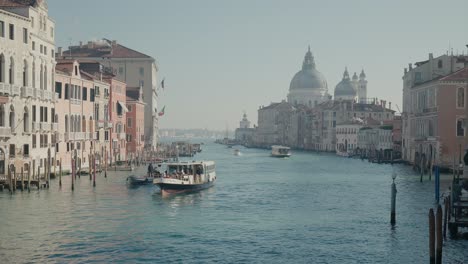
[[0, 142, 467, 263]]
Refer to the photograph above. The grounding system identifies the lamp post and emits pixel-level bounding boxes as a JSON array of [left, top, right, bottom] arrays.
[[391, 172, 397, 225]]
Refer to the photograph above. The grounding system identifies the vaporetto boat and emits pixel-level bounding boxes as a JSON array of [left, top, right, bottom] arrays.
[[153, 161, 216, 195], [271, 145, 291, 158]]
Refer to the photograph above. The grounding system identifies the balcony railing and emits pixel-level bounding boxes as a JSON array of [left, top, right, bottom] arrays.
[[119, 133, 126, 140], [105, 121, 112, 129], [40, 122, 49, 131], [21, 86, 34, 98], [32, 122, 39, 132], [51, 123, 58, 131], [97, 121, 104, 128], [11, 85, 21, 96]]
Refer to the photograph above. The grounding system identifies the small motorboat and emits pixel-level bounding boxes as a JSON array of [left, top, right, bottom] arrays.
[[127, 175, 152, 186], [271, 145, 291, 158], [233, 149, 241, 156]]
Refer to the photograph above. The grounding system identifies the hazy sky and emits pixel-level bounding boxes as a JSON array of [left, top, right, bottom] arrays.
[[49, 0, 468, 130]]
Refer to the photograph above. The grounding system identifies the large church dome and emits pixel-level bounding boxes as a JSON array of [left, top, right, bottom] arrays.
[[289, 47, 328, 91], [334, 68, 357, 99]]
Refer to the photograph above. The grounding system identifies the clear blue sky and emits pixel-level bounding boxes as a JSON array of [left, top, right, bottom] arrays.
[[49, 0, 468, 130]]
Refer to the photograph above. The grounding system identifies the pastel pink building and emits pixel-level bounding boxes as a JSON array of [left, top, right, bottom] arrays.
[[126, 86, 145, 158], [104, 76, 127, 163], [55, 60, 97, 171]]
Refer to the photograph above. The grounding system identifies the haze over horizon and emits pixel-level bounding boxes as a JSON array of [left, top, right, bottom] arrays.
[[49, 0, 468, 130]]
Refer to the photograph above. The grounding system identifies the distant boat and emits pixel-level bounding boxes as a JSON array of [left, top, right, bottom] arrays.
[[271, 145, 291, 158], [233, 149, 240, 156], [127, 175, 152, 186]]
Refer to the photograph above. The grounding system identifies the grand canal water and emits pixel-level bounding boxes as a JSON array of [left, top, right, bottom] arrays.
[[1, 142, 468, 263]]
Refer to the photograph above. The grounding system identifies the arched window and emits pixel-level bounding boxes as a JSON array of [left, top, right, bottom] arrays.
[[9, 105, 15, 133], [70, 115, 74, 132], [39, 64, 43, 89], [0, 105, 4, 127], [9, 57, 14, 84], [456, 118, 465, 137], [65, 115, 68, 132], [54, 114, 58, 123], [0, 54, 4, 83], [23, 107, 29, 133], [23, 60, 28, 86], [32, 61, 35, 88], [44, 65, 47, 90], [82, 115, 86, 132]]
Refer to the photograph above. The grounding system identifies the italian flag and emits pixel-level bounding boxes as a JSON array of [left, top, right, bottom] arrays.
[[158, 106, 166, 116]]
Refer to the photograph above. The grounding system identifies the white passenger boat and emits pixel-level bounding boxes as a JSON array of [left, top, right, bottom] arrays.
[[153, 161, 216, 196], [233, 149, 241, 156], [271, 145, 291, 158]]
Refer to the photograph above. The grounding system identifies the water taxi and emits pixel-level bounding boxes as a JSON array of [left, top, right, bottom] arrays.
[[271, 145, 291, 158], [153, 161, 216, 195]]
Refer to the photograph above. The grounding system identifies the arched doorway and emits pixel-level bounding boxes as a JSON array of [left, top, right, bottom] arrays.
[[23, 106, 29, 133]]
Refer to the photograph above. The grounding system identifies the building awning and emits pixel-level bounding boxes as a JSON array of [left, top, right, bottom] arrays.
[[118, 101, 129, 112]]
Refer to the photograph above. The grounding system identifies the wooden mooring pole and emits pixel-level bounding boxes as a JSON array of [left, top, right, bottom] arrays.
[[443, 197, 448, 240], [71, 158, 75, 191], [93, 154, 96, 187], [20, 167, 24, 191], [88, 154, 92, 181], [391, 175, 397, 225], [436, 205, 443, 264], [59, 158, 62, 188], [429, 208, 435, 264], [27, 161, 31, 192]]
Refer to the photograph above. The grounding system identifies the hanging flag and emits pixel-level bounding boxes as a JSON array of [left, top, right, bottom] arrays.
[[158, 106, 166, 116]]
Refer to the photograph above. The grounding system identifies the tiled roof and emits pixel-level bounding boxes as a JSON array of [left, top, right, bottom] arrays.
[[0, 0, 35, 7], [440, 67, 468, 82], [63, 39, 152, 59]]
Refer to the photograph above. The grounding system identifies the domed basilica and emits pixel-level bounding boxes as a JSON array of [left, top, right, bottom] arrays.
[[287, 47, 368, 106], [287, 47, 330, 107]]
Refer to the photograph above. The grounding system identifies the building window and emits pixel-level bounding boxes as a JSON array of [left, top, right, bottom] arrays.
[[438, 60, 443, 69], [32, 134, 36, 148], [139, 67, 144, 76], [82, 87, 87, 101], [23, 144, 29, 157], [415, 72, 422, 83], [9, 144, 15, 157], [8, 24, 13, 40], [31, 17, 34, 28], [119, 67, 124, 75], [23, 28, 27, 44], [127, 118, 132, 128], [457, 87, 465, 108], [32, 41, 35, 50], [116, 102, 123, 116], [40, 45, 43, 54], [457, 118, 465, 137], [0, 21, 4, 37], [55, 82, 62, 98], [50, 27, 54, 37], [90, 88, 95, 102]]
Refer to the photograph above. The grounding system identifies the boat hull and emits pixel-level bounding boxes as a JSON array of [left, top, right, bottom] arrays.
[[271, 154, 291, 158], [127, 176, 152, 186], [156, 180, 215, 195]]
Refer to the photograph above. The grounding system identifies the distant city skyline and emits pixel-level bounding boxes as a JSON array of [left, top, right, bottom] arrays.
[[49, 0, 468, 130]]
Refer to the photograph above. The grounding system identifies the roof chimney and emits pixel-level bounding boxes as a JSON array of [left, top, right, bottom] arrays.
[[112, 40, 117, 46], [87, 41, 94, 49], [409, 63, 413, 70], [79, 41, 83, 48], [389, 102, 392, 110], [57, 47, 62, 57]]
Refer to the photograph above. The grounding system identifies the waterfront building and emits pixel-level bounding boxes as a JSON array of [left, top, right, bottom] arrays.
[[0, 0, 56, 176], [55, 60, 103, 171], [126, 86, 145, 159], [357, 123, 394, 160], [254, 101, 294, 147], [401, 53, 468, 168], [287, 47, 330, 107], [61, 39, 159, 151], [334, 68, 367, 103], [335, 120, 363, 156], [234, 113, 254, 144], [104, 75, 127, 163]]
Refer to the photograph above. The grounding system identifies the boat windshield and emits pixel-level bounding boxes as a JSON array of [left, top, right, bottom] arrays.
[[279, 148, 289, 154]]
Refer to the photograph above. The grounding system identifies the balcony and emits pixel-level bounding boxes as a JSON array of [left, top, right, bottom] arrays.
[[21, 86, 34, 98], [43, 90, 52, 101], [105, 121, 112, 129], [0, 127, 11, 138], [11, 85, 21, 96], [119, 133, 126, 140], [40, 122, 49, 131], [97, 120, 104, 129], [0, 83, 7, 94]]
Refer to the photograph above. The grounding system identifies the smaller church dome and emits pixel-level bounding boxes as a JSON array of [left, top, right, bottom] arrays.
[[334, 68, 357, 98]]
